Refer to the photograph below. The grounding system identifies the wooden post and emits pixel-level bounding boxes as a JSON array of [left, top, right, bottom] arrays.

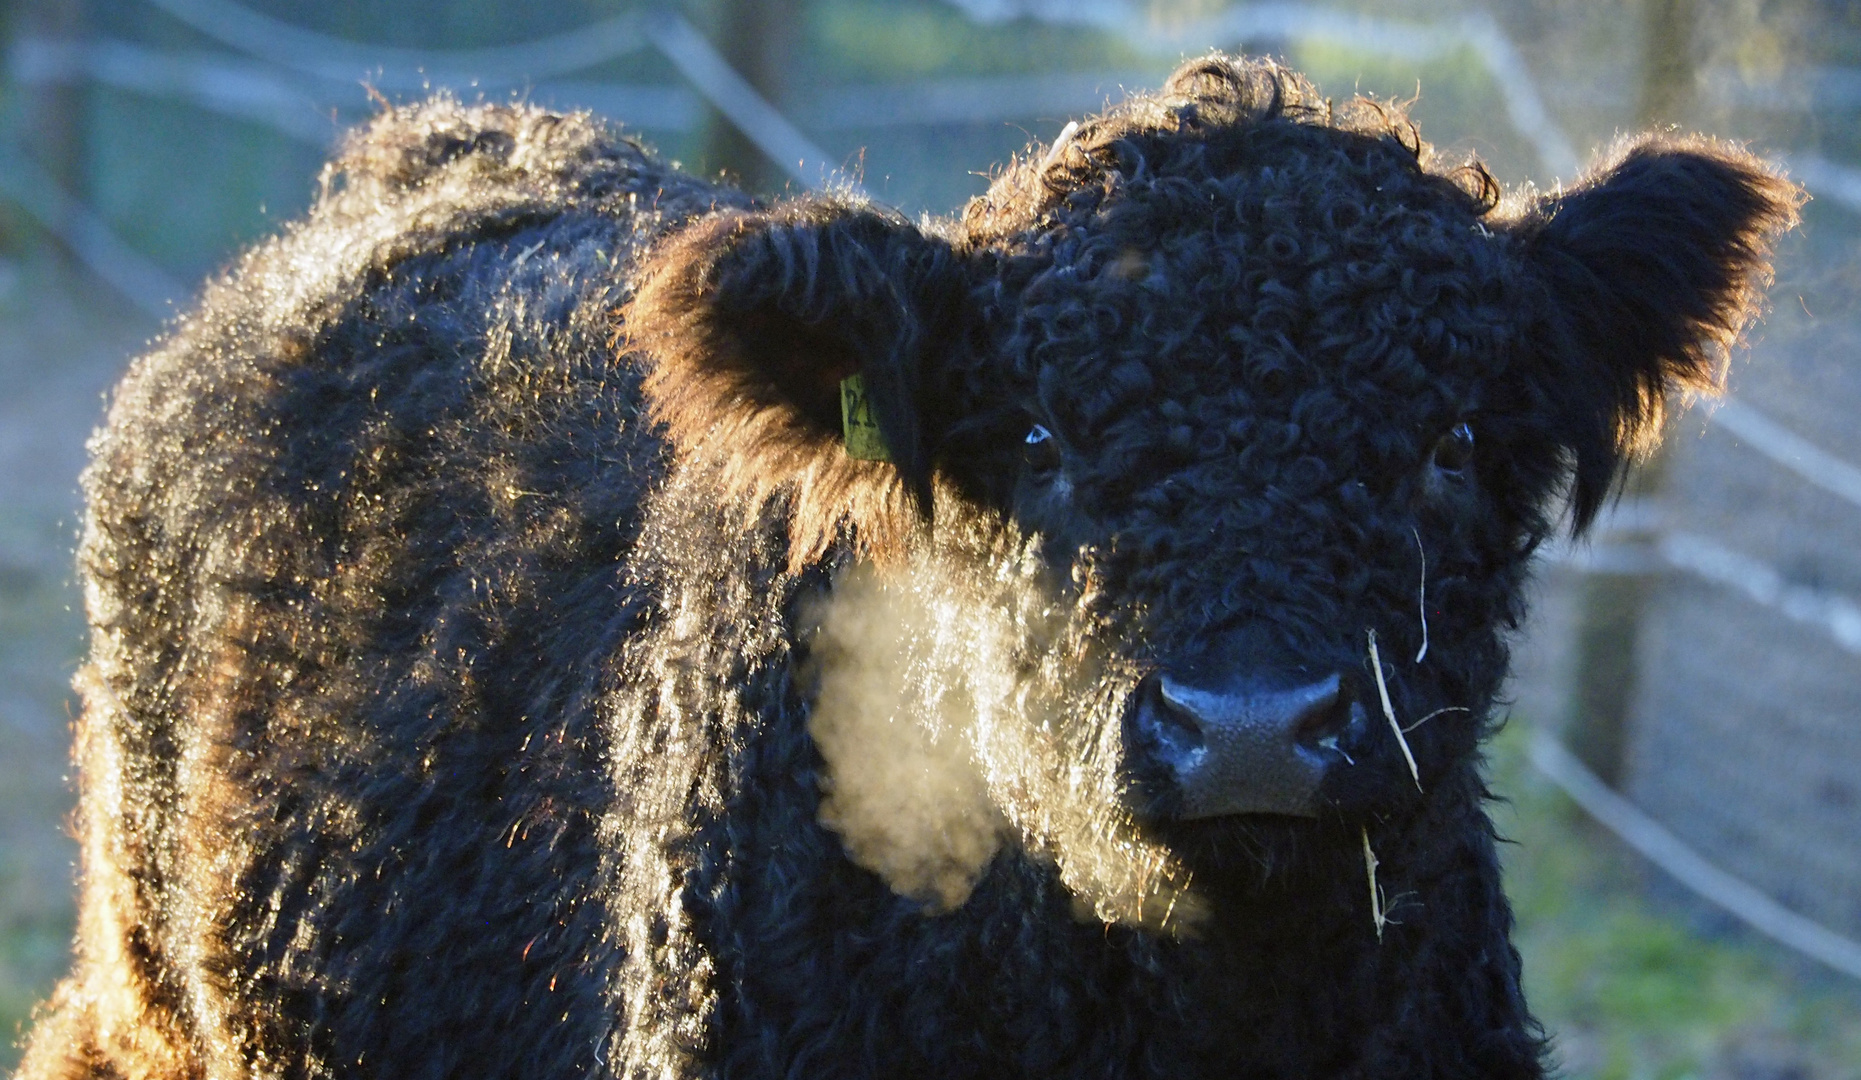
[[699, 0, 802, 195], [1561, 0, 1697, 787], [1636, 0, 1699, 128]]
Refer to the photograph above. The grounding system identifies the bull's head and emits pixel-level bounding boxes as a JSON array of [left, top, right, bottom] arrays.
[[626, 56, 1797, 929]]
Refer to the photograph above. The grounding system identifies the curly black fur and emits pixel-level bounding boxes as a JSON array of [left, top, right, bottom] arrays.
[[20, 57, 1797, 1080]]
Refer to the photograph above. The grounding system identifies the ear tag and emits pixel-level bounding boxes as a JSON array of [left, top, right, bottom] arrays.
[[839, 373, 892, 462]]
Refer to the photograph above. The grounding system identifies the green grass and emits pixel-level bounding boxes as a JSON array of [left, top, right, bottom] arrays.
[[0, 527, 83, 1072], [0, 259, 127, 1073], [0, 870, 72, 1066], [1490, 721, 1861, 1080]]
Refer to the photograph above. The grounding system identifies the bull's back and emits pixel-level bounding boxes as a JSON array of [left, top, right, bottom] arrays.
[[20, 100, 736, 1080]]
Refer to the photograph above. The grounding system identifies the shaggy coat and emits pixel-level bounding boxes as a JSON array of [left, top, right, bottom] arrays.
[[20, 57, 1795, 1080]]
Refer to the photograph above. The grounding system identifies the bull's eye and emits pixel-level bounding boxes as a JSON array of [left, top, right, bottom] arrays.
[[1024, 423, 1062, 475], [1429, 422, 1476, 475]]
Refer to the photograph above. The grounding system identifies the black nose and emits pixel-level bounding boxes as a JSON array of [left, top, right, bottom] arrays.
[[1129, 671, 1364, 819]]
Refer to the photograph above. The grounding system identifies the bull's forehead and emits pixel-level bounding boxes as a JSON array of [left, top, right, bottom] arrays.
[[1020, 172, 1515, 484], [975, 146, 1526, 647]]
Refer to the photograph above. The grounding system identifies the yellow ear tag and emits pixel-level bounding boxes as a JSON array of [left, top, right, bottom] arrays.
[[839, 373, 892, 462]]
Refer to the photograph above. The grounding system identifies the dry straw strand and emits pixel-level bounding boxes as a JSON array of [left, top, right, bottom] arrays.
[[1412, 527, 1429, 663], [1367, 629, 1421, 790], [1402, 705, 1471, 734], [1362, 827, 1386, 941]]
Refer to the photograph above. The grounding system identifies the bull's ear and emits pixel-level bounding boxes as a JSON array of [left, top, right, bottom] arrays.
[[625, 196, 969, 561], [1513, 134, 1800, 533]]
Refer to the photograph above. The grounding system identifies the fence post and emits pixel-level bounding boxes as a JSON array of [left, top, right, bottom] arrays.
[[11, 0, 90, 259], [699, 0, 803, 194], [1560, 0, 1698, 786]]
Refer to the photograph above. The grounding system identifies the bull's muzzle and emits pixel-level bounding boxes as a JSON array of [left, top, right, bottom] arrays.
[[1130, 670, 1366, 818]]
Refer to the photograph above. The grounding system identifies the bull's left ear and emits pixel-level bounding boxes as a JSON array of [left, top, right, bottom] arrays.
[[625, 195, 971, 561], [1512, 134, 1801, 532]]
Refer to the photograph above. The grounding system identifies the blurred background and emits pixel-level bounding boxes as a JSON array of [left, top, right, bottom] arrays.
[[2, 0, 1860, 1075]]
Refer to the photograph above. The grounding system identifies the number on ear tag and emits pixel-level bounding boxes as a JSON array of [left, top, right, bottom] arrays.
[[839, 373, 891, 462]]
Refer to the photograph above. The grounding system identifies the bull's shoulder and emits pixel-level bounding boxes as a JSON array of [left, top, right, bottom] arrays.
[[85, 98, 737, 577], [75, 98, 738, 795], [323, 95, 664, 208], [304, 96, 736, 285]]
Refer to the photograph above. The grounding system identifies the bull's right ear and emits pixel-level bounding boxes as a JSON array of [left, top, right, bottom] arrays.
[[1509, 135, 1801, 534], [625, 195, 970, 562]]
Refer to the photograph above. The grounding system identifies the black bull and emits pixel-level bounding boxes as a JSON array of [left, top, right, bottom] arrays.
[[20, 57, 1796, 1080]]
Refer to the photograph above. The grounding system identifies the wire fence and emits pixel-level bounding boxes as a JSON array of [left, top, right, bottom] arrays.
[[6, 0, 1861, 982]]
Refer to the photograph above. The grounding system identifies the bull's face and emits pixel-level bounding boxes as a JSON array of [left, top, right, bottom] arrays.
[[628, 58, 1795, 927]]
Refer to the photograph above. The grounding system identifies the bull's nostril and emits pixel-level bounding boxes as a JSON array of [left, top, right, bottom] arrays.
[[1143, 671, 1339, 819], [1141, 675, 1207, 768], [1290, 675, 1353, 749]]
